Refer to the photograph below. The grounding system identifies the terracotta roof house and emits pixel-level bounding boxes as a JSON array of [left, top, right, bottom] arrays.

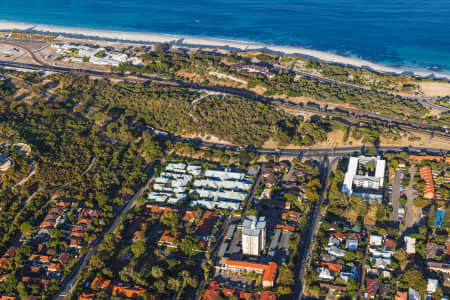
[[384, 238, 396, 249], [420, 165, 435, 199], [48, 263, 62, 272], [426, 242, 446, 260], [55, 200, 71, 208], [223, 260, 277, 288], [395, 291, 408, 300], [202, 281, 221, 300], [319, 262, 342, 272], [69, 239, 83, 248], [80, 208, 101, 218], [28, 254, 52, 263], [58, 252, 71, 265], [379, 283, 391, 299], [195, 211, 218, 238], [239, 291, 259, 300], [260, 290, 276, 300], [182, 210, 197, 222], [158, 230, 180, 246], [91, 276, 111, 290], [365, 277, 379, 298], [78, 293, 95, 300], [111, 285, 146, 298]]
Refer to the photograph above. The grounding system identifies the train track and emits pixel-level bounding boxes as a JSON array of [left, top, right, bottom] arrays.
[[0, 57, 448, 141]]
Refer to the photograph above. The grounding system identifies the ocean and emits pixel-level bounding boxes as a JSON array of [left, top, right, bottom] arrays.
[[0, 0, 449, 73]]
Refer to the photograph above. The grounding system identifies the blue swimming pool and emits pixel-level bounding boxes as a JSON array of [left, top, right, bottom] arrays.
[[435, 209, 445, 228]]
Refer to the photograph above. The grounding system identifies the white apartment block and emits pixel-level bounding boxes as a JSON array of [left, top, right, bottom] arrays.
[[342, 156, 386, 200], [242, 216, 266, 256]]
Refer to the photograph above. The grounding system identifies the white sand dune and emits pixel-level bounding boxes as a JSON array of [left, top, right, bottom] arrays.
[[1, 20, 449, 80]]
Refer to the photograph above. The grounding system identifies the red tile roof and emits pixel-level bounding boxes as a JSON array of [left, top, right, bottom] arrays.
[[224, 260, 278, 286], [319, 262, 342, 272], [91, 277, 112, 290], [28, 254, 52, 263], [420, 165, 435, 199], [366, 277, 379, 297], [260, 291, 276, 300], [110, 285, 146, 298], [78, 293, 95, 300], [395, 291, 407, 300]]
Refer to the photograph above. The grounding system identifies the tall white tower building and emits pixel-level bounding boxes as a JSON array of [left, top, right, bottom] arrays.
[[242, 216, 266, 256]]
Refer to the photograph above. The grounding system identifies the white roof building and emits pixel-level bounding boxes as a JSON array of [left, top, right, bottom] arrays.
[[204, 169, 245, 180], [325, 246, 346, 258], [408, 287, 421, 300], [346, 239, 359, 251], [405, 236, 416, 254], [190, 199, 240, 210], [370, 234, 383, 246], [342, 156, 386, 200], [427, 279, 438, 294], [328, 236, 341, 247], [193, 179, 251, 191], [187, 164, 202, 175], [242, 216, 266, 256], [369, 248, 393, 259], [147, 192, 170, 202], [318, 268, 334, 281], [372, 257, 392, 269], [165, 162, 187, 172], [192, 188, 247, 201]]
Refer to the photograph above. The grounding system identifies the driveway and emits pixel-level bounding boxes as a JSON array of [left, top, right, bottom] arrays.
[[405, 166, 417, 228], [390, 170, 401, 222]]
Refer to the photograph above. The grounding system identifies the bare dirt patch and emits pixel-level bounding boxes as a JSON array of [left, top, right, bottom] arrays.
[[420, 81, 450, 97]]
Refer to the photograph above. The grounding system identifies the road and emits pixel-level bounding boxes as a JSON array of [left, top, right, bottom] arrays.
[[391, 170, 401, 222], [293, 156, 337, 300], [184, 137, 449, 157], [194, 166, 262, 300], [54, 162, 157, 300], [275, 64, 449, 113], [1, 39, 449, 137], [405, 166, 417, 228]]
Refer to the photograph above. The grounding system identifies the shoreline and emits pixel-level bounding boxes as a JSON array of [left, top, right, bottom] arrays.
[[1, 20, 450, 81]]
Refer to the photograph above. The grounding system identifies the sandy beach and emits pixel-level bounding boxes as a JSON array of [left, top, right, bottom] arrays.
[[1, 20, 450, 81]]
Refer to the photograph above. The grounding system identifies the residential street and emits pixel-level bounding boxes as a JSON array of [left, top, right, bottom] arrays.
[[391, 169, 401, 222], [293, 156, 338, 300], [54, 162, 157, 300], [405, 166, 417, 228]]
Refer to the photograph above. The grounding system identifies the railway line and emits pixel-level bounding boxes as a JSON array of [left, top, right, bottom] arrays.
[[0, 41, 448, 142]]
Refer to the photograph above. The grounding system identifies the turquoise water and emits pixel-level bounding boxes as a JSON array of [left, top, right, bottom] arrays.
[[0, 0, 450, 72], [435, 209, 445, 228]]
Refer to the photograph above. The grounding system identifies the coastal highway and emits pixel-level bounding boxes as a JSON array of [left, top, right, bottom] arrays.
[[1, 58, 448, 141], [178, 135, 450, 156], [1, 38, 449, 136], [274, 63, 449, 113]]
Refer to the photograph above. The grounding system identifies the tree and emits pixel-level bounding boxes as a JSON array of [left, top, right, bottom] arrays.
[[154, 280, 166, 293], [344, 251, 355, 262], [151, 266, 163, 279], [131, 240, 146, 258], [428, 206, 436, 228], [393, 248, 408, 264], [161, 211, 181, 229], [277, 266, 294, 286], [168, 277, 181, 291], [401, 268, 427, 295], [19, 221, 33, 234], [180, 236, 199, 257], [143, 138, 163, 162]]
